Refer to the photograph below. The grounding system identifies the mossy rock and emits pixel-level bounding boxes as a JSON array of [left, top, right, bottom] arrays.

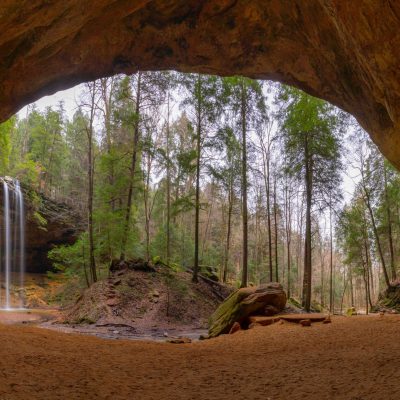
[[208, 282, 286, 337], [346, 307, 357, 316]]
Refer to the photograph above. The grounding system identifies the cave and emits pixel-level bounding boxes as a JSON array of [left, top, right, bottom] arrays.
[[1, 1, 400, 167]]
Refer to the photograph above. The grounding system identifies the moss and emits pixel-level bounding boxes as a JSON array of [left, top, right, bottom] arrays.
[[208, 288, 265, 337]]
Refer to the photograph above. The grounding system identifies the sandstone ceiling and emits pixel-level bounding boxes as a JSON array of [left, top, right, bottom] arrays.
[[0, 1, 400, 166]]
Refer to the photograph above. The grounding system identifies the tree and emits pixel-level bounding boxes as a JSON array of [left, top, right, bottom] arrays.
[[79, 82, 100, 283], [0, 117, 15, 175], [278, 86, 343, 311], [222, 76, 266, 287], [180, 73, 220, 282]]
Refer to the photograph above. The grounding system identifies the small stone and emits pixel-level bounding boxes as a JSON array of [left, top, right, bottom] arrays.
[[229, 321, 241, 334], [152, 290, 160, 297], [299, 319, 311, 327], [112, 330, 119, 334], [199, 334, 209, 340], [163, 332, 169, 337]]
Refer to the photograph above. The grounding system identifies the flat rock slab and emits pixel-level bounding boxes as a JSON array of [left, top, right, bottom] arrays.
[[247, 316, 281, 326], [279, 314, 328, 323]]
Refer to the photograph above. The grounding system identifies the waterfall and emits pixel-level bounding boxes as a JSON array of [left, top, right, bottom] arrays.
[[1, 178, 25, 310], [3, 180, 11, 309]]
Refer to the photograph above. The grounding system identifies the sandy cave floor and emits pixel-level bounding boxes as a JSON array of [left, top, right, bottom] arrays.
[[0, 315, 399, 399]]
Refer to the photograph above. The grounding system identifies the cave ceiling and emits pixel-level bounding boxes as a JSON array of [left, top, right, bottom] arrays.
[[0, 1, 399, 166]]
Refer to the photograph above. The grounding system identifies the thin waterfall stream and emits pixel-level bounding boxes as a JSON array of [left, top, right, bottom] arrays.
[[1, 177, 25, 310]]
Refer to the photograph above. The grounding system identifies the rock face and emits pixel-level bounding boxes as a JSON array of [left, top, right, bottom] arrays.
[[0, 2, 400, 167], [208, 282, 287, 337], [25, 193, 80, 273], [0, 179, 80, 273]]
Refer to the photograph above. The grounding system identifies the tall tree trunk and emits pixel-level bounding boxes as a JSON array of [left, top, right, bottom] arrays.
[[384, 165, 396, 280], [363, 186, 391, 288], [166, 93, 171, 264], [273, 174, 279, 282], [264, 151, 273, 281], [120, 72, 142, 261], [362, 226, 374, 308], [201, 182, 215, 258], [329, 203, 334, 313], [240, 80, 248, 288], [223, 176, 233, 283], [193, 74, 202, 283], [143, 156, 151, 262], [85, 84, 97, 283], [302, 136, 313, 311], [349, 271, 354, 308], [100, 78, 115, 213], [284, 181, 292, 298]]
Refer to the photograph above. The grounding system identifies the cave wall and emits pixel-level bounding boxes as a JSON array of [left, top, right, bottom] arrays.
[[0, 1, 400, 166]]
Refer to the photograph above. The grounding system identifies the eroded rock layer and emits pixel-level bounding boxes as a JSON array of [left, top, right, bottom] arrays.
[[1, 1, 400, 165]]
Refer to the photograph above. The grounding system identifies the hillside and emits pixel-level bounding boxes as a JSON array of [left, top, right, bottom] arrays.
[[59, 260, 233, 337]]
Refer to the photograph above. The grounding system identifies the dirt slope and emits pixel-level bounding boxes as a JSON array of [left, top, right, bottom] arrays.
[[0, 315, 399, 399], [61, 265, 232, 334]]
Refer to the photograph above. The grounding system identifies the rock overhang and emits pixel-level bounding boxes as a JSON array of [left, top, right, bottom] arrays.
[[0, 1, 399, 166]]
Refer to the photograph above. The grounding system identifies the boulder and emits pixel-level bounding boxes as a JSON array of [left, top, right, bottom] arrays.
[[208, 282, 286, 338]]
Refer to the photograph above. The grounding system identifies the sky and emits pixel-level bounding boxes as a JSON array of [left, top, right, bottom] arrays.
[[18, 86, 79, 121]]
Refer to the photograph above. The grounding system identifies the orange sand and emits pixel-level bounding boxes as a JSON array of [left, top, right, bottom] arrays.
[[0, 315, 399, 399]]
